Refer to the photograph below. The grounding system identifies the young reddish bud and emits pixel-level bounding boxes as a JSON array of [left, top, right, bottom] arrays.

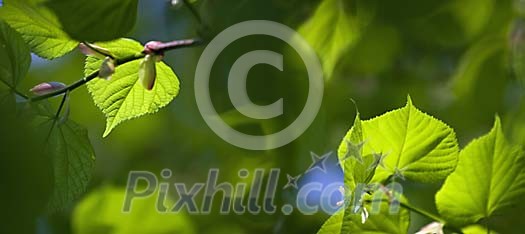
[[30, 81, 66, 95], [78, 43, 112, 59], [143, 41, 165, 60], [98, 57, 115, 80], [139, 54, 157, 90]]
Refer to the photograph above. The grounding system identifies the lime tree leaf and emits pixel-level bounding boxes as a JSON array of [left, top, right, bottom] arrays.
[[0, 0, 78, 59], [84, 39, 180, 137], [73, 185, 196, 234], [0, 20, 31, 88], [320, 112, 409, 234], [338, 96, 459, 183], [30, 103, 95, 211], [435, 117, 525, 227], [344, 201, 409, 234], [339, 114, 391, 233], [298, 0, 371, 80], [45, 0, 138, 42]]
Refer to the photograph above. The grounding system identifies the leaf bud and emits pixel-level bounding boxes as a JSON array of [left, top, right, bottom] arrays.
[[29, 81, 66, 95], [98, 57, 115, 80], [139, 54, 157, 90]]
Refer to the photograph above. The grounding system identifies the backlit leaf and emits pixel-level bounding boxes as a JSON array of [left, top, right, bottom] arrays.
[[84, 38, 180, 137], [436, 117, 525, 227], [338, 96, 459, 183], [0, 0, 78, 59]]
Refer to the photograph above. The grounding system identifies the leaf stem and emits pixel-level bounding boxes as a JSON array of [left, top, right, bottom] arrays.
[[0, 79, 28, 99], [399, 201, 464, 233], [398, 200, 444, 223], [29, 38, 202, 102], [45, 91, 69, 142]]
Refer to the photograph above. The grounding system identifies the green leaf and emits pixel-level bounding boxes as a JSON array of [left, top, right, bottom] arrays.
[[298, 0, 371, 80], [31, 103, 95, 211], [435, 117, 525, 227], [84, 39, 180, 137], [45, 0, 138, 42], [338, 96, 459, 183], [321, 112, 409, 234], [0, 20, 31, 87], [73, 185, 196, 234], [0, 0, 78, 59], [345, 202, 409, 234]]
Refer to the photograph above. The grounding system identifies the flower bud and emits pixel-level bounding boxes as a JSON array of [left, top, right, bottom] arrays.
[[78, 43, 112, 59], [98, 57, 115, 80], [30, 82, 66, 95], [139, 54, 157, 90], [143, 41, 165, 61]]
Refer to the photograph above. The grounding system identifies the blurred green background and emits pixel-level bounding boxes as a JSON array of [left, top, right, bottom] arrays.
[[2, 0, 525, 233]]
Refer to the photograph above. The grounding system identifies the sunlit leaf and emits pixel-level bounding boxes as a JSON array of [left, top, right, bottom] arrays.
[[84, 38, 180, 137], [73, 185, 196, 234], [338, 96, 459, 183], [298, 0, 372, 80], [0, 0, 78, 59], [45, 0, 138, 42], [0, 20, 30, 87], [436, 117, 525, 227]]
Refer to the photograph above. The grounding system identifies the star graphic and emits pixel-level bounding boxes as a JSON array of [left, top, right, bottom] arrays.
[[340, 139, 366, 164], [367, 152, 388, 171], [392, 167, 407, 181], [306, 151, 331, 173], [283, 174, 301, 190]]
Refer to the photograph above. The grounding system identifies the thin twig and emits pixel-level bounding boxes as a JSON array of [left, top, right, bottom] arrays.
[[45, 91, 69, 142], [145, 38, 203, 54], [30, 38, 202, 102]]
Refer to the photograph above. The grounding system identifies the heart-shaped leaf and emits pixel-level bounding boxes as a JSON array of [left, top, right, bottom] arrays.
[[436, 117, 525, 227], [338, 96, 459, 183], [0, 0, 78, 59], [84, 38, 180, 137]]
